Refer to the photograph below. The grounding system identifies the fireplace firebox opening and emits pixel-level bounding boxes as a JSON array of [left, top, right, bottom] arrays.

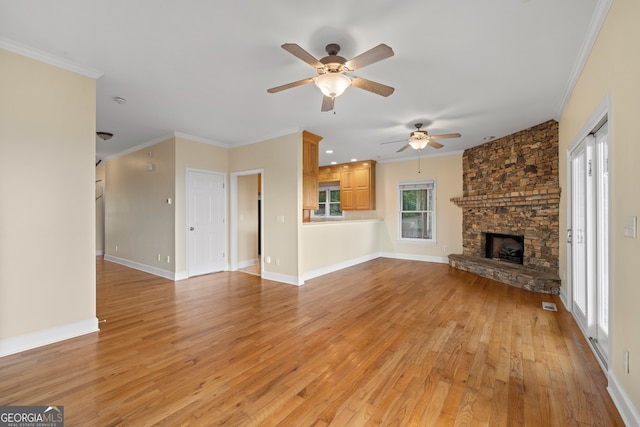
[[485, 232, 524, 265]]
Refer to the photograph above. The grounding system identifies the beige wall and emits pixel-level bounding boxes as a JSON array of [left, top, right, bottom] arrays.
[[230, 132, 301, 279], [104, 135, 229, 278], [300, 220, 381, 277], [377, 154, 464, 258], [0, 49, 97, 346], [105, 138, 176, 272], [174, 136, 229, 275], [559, 0, 640, 415]]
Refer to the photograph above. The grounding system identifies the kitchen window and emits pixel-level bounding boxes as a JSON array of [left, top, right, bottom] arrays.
[[312, 186, 344, 219]]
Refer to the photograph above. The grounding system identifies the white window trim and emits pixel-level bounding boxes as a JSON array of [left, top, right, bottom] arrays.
[[398, 179, 436, 243]]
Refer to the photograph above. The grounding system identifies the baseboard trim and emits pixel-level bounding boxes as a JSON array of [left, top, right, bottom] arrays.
[[558, 285, 570, 310], [302, 253, 381, 283], [379, 252, 450, 264], [261, 270, 302, 286], [237, 259, 260, 270], [299, 253, 448, 285], [0, 318, 99, 358], [608, 370, 640, 427], [174, 271, 189, 281], [104, 255, 175, 280]]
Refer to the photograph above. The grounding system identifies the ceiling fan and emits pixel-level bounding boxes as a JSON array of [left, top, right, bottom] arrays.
[[392, 123, 462, 152], [267, 42, 395, 111]]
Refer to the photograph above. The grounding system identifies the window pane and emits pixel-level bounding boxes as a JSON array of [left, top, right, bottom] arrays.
[[423, 212, 432, 239], [401, 212, 432, 239], [416, 190, 429, 210], [318, 190, 327, 203], [402, 189, 431, 211], [401, 212, 421, 238], [402, 190, 417, 211], [329, 203, 342, 216], [314, 206, 326, 216], [330, 189, 340, 202]]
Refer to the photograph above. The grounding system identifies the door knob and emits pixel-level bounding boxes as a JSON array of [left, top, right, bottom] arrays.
[[189, 227, 195, 231]]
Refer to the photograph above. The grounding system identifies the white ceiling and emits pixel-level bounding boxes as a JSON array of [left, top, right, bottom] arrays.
[[0, 0, 603, 166]]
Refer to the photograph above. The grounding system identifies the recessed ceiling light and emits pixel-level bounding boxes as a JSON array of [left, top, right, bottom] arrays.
[[351, 158, 358, 162], [326, 150, 333, 154], [113, 96, 127, 104], [483, 136, 495, 141], [331, 161, 337, 165]]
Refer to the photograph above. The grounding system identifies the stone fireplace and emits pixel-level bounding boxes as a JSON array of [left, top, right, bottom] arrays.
[[449, 120, 561, 294]]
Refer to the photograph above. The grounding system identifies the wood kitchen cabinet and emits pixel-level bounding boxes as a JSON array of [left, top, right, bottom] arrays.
[[339, 160, 376, 210], [302, 130, 322, 212], [318, 165, 341, 182]]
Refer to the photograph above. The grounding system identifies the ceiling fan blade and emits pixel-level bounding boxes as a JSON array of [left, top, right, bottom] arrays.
[[345, 44, 394, 71], [396, 144, 411, 153], [321, 95, 334, 112], [429, 133, 462, 139], [281, 43, 323, 68], [381, 139, 406, 145], [427, 140, 444, 149], [267, 77, 314, 93], [351, 77, 394, 97]]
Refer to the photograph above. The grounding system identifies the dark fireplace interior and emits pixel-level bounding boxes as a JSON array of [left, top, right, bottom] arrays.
[[485, 233, 524, 265]]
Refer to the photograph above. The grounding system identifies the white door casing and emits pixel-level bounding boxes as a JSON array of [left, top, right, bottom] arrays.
[[568, 118, 610, 368]]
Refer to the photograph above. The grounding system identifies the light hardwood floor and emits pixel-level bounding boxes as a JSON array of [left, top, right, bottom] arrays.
[[0, 257, 624, 426]]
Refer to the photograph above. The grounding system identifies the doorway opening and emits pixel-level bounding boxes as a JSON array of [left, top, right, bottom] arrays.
[[230, 169, 263, 276]]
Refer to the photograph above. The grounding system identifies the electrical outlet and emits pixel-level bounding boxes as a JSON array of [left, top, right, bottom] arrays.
[[157, 254, 161, 261], [115, 245, 118, 252], [624, 349, 630, 374], [443, 245, 448, 253], [166, 255, 170, 263]]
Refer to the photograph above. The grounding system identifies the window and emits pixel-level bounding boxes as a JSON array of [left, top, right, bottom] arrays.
[[399, 180, 435, 242], [312, 186, 344, 219]]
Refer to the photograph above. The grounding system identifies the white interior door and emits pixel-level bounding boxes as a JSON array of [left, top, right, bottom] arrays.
[[568, 122, 610, 366], [187, 170, 225, 277]]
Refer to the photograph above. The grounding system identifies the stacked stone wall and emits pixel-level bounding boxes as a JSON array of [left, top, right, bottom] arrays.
[[451, 120, 560, 275]]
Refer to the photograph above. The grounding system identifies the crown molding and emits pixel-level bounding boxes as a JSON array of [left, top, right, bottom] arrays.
[[173, 131, 227, 148], [232, 127, 302, 148], [555, 0, 613, 118], [100, 133, 176, 162], [0, 37, 103, 79]]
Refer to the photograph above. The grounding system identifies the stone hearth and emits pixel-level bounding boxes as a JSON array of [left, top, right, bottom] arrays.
[[449, 254, 560, 294], [449, 120, 561, 294]]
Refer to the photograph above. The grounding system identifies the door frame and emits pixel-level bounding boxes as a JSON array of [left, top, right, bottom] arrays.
[[230, 169, 264, 273], [566, 95, 611, 372], [186, 168, 227, 278]]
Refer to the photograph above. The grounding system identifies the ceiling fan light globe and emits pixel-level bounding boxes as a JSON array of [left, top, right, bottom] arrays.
[[315, 73, 351, 98], [408, 139, 428, 150]]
